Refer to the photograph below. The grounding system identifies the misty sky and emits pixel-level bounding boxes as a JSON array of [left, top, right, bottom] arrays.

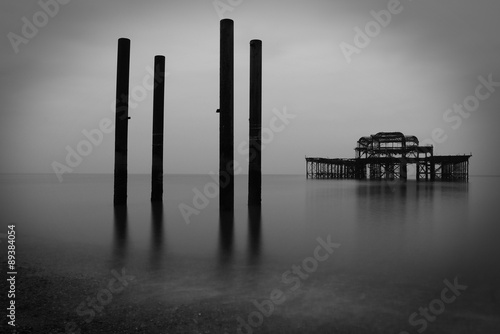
[[1, 0, 499, 177]]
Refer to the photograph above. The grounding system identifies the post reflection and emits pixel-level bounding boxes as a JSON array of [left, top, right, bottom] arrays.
[[112, 206, 128, 268], [248, 205, 262, 265], [218, 211, 234, 269], [150, 202, 165, 271]]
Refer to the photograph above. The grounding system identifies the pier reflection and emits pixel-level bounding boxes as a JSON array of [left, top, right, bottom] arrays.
[[112, 206, 128, 268], [150, 202, 165, 271], [353, 180, 470, 279], [218, 211, 234, 269], [248, 206, 262, 265]]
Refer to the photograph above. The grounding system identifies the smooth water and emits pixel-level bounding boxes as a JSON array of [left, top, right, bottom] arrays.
[[1, 174, 499, 331]]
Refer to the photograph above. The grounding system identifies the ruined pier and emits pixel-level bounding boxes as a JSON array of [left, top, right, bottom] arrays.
[[306, 132, 471, 181]]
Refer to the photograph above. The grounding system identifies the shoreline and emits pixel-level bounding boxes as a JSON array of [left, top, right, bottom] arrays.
[[3, 259, 500, 334]]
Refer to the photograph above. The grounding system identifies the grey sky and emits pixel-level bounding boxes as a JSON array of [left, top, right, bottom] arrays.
[[1, 0, 499, 176]]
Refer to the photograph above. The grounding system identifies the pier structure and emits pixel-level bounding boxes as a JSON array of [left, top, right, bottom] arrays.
[[306, 132, 470, 181]]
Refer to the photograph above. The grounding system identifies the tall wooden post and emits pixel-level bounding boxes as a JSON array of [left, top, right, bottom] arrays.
[[219, 19, 234, 211], [151, 56, 166, 202], [114, 38, 131, 206], [248, 40, 262, 206]]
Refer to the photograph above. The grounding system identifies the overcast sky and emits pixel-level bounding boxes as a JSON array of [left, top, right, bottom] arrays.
[[1, 0, 499, 177]]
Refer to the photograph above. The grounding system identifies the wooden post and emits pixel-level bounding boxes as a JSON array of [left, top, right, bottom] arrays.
[[114, 38, 131, 206], [151, 56, 166, 202], [219, 19, 234, 211], [248, 40, 262, 206]]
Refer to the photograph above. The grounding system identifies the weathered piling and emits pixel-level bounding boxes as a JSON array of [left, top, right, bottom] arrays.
[[219, 19, 234, 211], [151, 56, 166, 202], [114, 38, 131, 206], [248, 40, 262, 206]]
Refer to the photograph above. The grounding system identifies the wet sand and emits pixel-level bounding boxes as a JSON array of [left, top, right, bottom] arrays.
[[3, 256, 500, 334]]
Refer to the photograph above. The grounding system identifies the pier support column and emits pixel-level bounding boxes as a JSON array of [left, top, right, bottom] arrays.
[[401, 162, 407, 181], [416, 153, 420, 182], [248, 40, 262, 206], [466, 159, 469, 181], [151, 56, 166, 202], [425, 155, 429, 181], [219, 19, 234, 211], [430, 153, 435, 181], [114, 38, 131, 206]]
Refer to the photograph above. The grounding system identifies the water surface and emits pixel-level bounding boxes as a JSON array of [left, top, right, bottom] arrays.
[[1, 174, 499, 332]]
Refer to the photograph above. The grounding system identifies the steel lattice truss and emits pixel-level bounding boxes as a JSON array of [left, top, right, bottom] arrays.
[[306, 132, 471, 181]]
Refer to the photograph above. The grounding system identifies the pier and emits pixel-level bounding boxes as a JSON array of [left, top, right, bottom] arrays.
[[306, 132, 471, 181]]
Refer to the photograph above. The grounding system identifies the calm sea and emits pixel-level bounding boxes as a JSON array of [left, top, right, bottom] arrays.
[[1, 174, 499, 332]]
